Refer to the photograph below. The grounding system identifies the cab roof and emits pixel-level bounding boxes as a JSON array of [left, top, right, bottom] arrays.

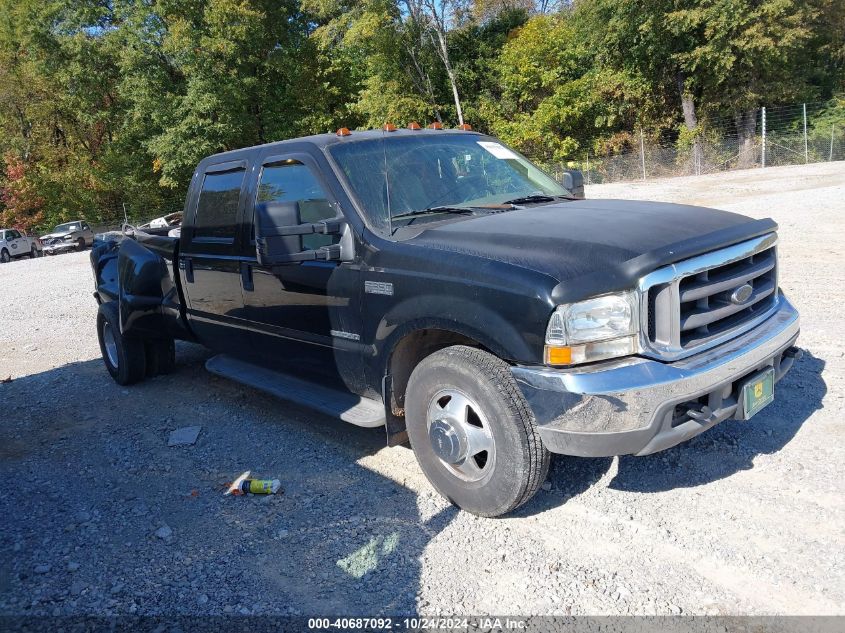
[[202, 128, 482, 163]]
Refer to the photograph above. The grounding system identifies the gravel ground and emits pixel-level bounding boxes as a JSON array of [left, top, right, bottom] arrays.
[[1, 162, 843, 618]]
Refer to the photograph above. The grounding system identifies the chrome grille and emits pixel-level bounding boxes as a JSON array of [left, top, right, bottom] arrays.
[[639, 233, 780, 360]]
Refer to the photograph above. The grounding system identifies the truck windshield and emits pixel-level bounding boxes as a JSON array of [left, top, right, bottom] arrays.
[[55, 222, 81, 232], [328, 134, 568, 234]]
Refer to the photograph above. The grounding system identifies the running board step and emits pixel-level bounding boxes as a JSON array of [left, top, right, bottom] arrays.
[[205, 354, 385, 428]]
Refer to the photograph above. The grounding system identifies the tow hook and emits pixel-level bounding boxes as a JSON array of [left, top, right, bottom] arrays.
[[784, 346, 803, 361], [777, 346, 803, 380], [686, 404, 714, 423]]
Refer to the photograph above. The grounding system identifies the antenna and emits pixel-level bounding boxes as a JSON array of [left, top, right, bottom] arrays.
[[122, 202, 129, 226], [383, 128, 392, 235]]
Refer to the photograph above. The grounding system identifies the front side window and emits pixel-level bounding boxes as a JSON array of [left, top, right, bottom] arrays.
[[256, 161, 337, 251], [194, 169, 245, 240], [328, 134, 567, 234]]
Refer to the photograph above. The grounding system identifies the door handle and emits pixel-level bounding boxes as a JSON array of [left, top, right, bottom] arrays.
[[180, 257, 194, 283], [241, 261, 254, 292]]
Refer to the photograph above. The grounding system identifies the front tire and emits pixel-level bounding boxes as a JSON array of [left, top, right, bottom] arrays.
[[76, 237, 85, 251], [97, 302, 146, 385], [405, 345, 550, 517], [0, 249, 9, 263], [30, 245, 37, 258]]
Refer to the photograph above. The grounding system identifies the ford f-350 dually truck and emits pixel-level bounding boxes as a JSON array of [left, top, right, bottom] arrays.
[[90, 127, 801, 516]]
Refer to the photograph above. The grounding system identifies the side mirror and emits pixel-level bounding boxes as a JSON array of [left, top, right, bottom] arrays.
[[255, 201, 303, 267], [561, 169, 585, 199], [255, 201, 348, 266]]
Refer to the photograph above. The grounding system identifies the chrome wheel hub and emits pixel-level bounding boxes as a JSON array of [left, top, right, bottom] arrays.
[[427, 389, 495, 482], [103, 322, 118, 367], [428, 419, 467, 464]]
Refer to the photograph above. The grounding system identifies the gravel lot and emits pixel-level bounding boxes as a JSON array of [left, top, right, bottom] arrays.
[[1, 162, 843, 618]]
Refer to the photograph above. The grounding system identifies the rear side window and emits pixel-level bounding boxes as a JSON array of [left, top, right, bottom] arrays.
[[195, 169, 245, 239]]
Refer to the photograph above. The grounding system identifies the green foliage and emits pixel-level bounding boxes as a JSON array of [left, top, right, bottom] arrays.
[[479, 13, 649, 162], [0, 0, 841, 231]]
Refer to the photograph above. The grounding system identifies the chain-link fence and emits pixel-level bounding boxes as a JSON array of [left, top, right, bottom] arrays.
[[548, 98, 845, 185]]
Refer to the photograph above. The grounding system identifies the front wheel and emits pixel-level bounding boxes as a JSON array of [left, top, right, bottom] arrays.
[[30, 245, 37, 258], [405, 345, 550, 517], [97, 302, 146, 385], [76, 237, 85, 251]]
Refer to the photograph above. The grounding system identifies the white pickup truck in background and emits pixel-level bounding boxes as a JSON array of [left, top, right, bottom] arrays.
[[0, 228, 42, 263]]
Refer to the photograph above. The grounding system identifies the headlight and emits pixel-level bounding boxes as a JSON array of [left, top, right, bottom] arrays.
[[545, 291, 639, 365], [64, 234, 74, 241]]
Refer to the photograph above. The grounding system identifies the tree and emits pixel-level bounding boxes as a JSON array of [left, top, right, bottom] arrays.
[[404, 0, 471, 125], [582, 0, 818, 166], [0, 153, 44, 230], [479, 12, 647, 163], [669, 0, 816, 165]]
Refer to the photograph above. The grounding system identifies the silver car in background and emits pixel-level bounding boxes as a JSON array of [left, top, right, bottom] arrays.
[[41, 221, 95, 255]]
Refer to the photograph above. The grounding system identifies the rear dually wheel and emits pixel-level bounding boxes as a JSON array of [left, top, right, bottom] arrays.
[[97, 302, 146, 386]]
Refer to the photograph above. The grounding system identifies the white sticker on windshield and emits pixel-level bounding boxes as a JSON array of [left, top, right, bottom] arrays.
[[477, 141, 519, 159]]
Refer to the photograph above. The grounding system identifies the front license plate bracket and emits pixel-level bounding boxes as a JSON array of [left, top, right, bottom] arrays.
[[740, 367, 775, 420]]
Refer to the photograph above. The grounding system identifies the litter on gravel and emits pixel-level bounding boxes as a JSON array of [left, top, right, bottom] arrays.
[[167, 425, 201, 446]]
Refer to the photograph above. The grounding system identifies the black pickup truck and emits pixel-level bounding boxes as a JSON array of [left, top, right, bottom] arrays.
[[90, 127, 801, 516]]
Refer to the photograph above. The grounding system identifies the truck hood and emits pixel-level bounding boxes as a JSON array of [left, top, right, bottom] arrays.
[[41, 231, 75, 240], [407, 199, 777, 302]]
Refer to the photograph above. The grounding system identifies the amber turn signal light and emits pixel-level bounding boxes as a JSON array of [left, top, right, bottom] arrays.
[[544, 346, 572, 365]]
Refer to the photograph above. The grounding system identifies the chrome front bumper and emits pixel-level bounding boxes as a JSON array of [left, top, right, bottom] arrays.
[[512, 295, 800, 457], [43, 242, 77, 253]]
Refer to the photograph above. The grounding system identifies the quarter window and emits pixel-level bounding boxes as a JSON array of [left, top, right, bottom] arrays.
[[195, 169, 245, 240]]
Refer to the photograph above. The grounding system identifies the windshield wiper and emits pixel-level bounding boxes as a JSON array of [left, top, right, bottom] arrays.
[[502, 194, 559, 205], [391, 206, 476, 220]]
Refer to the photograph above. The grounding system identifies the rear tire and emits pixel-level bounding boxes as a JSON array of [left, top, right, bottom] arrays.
[[405, 345, 550, 517], [97, 302, 146, 385], [145, 338, 176, 377]]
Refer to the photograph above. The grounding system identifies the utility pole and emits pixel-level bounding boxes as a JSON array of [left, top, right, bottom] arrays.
[[761, 107, 767, 168], [831, 124, 836, 162], [640, 129, 646, 180], [803, 103, 808, 164]]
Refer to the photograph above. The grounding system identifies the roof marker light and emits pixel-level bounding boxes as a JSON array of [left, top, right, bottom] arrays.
[[457, 123, 472, 131], [383, 123, 398, 132], [336, 127, 351, 137], [408, 122, 422, 130], [428, 122, 443, 130]]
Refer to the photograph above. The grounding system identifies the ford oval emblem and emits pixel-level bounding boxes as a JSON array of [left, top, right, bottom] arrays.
[[730, 284, 754, 305]]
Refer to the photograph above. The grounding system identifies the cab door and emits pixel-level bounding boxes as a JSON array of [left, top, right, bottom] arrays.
[[179, 159, 251, 354], [7, 230, 25, 257], [238, 151, 363, 384]]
